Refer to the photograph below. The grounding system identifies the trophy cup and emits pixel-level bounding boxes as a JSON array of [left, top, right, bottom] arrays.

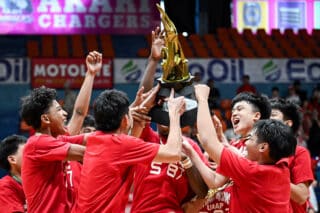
[[149, 4, 197, 127]]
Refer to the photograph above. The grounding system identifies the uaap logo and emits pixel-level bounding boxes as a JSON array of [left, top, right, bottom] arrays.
[[243, 2, 261, 27]]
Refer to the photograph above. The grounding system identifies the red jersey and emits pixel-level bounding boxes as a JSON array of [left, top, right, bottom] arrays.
[[289, 146, 314, 213], [131, 125, 207, 213], [22, 134, 84, 213], [218, 148, 291, 212], [64, 161, 82, 209], [200, 138, 246, 212], [0, 175, 26, 213], [72, 131, 160, 213]]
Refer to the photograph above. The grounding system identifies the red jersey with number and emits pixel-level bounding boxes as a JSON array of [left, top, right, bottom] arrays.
[[72, 131, 160, 213], [131, 125, 207, 213], [22, 134, 84, 213], [0, 175, 26, 213], [200, 138, 246, 212], [289, 146, 314, 213], [218, 147, 291, 212], [64, 161, 82, 209]]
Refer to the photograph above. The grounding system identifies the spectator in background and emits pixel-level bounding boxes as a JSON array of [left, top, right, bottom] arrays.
[[293, 80, 308, 105], [286, 85, 301, 106], [236, 75, 257, 94], [80, 115, 96, 134], [207, 79, 220, 109], [271, 86, 281, 99], [0, 135, 27, 213]]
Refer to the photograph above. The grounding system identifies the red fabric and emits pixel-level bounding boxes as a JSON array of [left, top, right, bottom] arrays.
[[131, 125, 208, 213], [72, 131, 159, 213], [0, 175, 26, 213], [200, 138, 246, 212], [218, 148, 291, 212], [65, 161, 82, 209], [236, 84, 257, 94], [289, 146, 314, 213], [22, 134, 84, 213]]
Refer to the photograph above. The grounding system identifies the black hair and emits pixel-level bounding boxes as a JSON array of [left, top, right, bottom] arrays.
[[271, 86, 279, 92], [20, 86, 57, 129], [231, 92, 271, 119], [269, 98, 301, 135], [82, 114, 96, 128], [93, 89, 129, 132], [253, 119, 296, 162], [0, 135, 27, 172]]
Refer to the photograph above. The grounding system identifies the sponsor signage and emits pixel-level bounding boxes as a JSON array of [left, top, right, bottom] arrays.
[[114, 58, 320, 83], [31, 58, 113, 88], [0, 0, 160, 34], [0, 58, 29, 84], [233, 0, 316, 33], [235, 0, 269, 32]]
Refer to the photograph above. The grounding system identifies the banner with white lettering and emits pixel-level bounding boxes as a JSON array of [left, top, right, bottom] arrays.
[[0, 0, 160, 34], [0, 58, 30, 84], [31, 58, 113, 88], [114, 58, 320, 83]]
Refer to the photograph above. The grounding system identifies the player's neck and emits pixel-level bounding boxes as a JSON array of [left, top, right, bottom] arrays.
[[10, 170, 22, 184]]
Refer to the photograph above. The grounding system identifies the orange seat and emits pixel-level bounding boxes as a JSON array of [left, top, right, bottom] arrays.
[[85, 34, 99, 52], [26, 40, 40, 58], [41, 35, 54, 57], [71, 35, 84, 58], [56, 36, 69, 58], [100, 34, 115, 58]]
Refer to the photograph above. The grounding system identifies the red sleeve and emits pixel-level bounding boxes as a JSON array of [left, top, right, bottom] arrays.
[[30, 135, 71, 161], [289, 146, 314, 185], [140, 124, 159, 143], [0, 177, 25, 213], [217, 147, 251, 182], [57, 134, 84, 145], [118, 134, 160, 165]]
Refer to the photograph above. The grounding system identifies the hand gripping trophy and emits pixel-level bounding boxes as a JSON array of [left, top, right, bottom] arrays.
[[149, 3, 198, 127]]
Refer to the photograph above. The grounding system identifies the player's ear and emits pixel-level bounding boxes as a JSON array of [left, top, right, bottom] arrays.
[[41, 114, 50, 124]]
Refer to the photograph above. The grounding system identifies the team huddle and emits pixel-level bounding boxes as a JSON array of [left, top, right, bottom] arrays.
[[0, 28, 314, 213]]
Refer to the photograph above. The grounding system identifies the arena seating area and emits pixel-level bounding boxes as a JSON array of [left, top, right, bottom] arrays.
[[0, 28, 319, 59]]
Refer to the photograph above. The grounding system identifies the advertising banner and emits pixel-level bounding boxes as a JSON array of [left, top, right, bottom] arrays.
[[31, 58, 113, 89], [233, 0, 316, 33], [0, 58, 30, 84], [315, 1, 320, 28], [235, 0, 269, 32], [114, 58, 320, 84], [0, 0, 160, 34]]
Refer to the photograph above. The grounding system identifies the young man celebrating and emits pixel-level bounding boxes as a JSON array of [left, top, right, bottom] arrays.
[[72, 88, 185, 212], [20, 51, 102, 212], [270, 98, 314, 212], [185, 84, 297, 212], [0, 135, 27, 213]]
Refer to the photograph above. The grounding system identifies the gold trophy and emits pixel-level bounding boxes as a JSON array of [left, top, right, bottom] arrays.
[[149, 4, 197, 127]]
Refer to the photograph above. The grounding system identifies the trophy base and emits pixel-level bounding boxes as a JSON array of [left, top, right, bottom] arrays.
[[149, 77, 197, 127], [149, 97, 197, 127]]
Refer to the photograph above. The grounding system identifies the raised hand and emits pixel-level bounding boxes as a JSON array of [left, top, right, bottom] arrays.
[[194, 84, 210, 102], [212, 115, 228, 144], [150, 26, 165, 61], [86, 51, 102, 75], [167, 89, 186, 116]]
